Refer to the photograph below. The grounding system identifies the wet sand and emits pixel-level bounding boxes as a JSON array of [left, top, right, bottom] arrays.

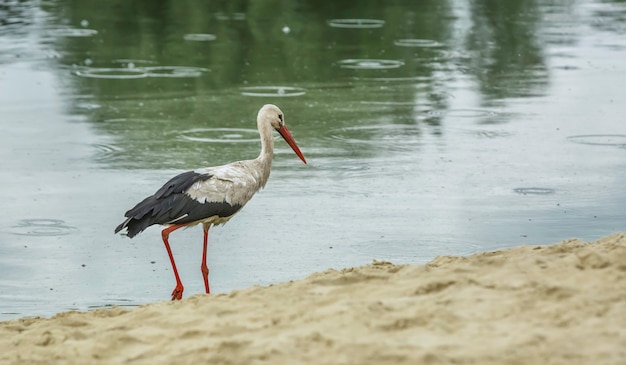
[[2, 233, 625, 364]]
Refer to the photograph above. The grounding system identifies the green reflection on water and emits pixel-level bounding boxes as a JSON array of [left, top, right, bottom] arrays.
[[46, 0, 553, 169]]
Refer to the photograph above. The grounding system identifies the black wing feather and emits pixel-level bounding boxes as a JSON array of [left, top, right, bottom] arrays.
[[154, 170, 212, 199], [114, 170, 240, 238]]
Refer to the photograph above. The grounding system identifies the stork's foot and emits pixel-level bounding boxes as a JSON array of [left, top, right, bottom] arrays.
[[171, 284, 184, 301]]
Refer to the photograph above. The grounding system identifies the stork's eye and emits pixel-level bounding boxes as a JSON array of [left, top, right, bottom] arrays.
[[278, 114, 283, 122]]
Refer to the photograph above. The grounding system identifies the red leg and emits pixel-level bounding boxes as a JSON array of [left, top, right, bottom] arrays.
[[162, 224, 186, 300], [201, 224, 211, 294]]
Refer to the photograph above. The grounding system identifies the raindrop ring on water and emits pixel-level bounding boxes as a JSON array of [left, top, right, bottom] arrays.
[[427, 108, 499, 118], [178, 128, 260, 143], [92, 143, 123, 161], [514, 187, 555, 195], [337, 59, 405, 70], [240, 86, 306, 97], [353, 76, 427, 82], [567, 134, 626, 147], [327, 19, 385, 28], [74, 66, 208, 79], [394, 39, 443, 48], [7, 219, 78, 236], [21, 219, 65, 226], [360, 101, 417, 106], [73, 68, 149, 79]]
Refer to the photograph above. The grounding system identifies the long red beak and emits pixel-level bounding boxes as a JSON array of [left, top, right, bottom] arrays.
[[277, 125, 307, 164]]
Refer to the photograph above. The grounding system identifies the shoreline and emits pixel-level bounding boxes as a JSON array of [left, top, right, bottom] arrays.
[[2, 233, 625, 364]]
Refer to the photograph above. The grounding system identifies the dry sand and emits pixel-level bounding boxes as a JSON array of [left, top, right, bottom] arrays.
[[2, 233, 626, 364]]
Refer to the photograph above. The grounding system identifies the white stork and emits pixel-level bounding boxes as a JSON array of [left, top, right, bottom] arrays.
[[115, 104, 306, 300]]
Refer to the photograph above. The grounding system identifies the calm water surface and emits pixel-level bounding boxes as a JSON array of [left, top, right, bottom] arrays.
[[1, 0, 625, 320]]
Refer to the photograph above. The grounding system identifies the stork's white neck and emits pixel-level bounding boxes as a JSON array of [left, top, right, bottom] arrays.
[[258, 121, 274, 160], [254, 118, 274, 187]]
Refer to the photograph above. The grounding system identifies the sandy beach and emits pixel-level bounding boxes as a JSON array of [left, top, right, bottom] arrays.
[[1, 233, 625, 364]]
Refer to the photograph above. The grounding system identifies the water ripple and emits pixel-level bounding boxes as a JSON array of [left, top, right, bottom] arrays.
[[338, 59, 404, 70], [427, 108, 499, 118], [474, 130, 512, 139], [353, 76, 429, 82], [394, 39, 443, 48], [178, 128, 259, 143], [6, 219, 78, 236], [92, 143, 123, 161], [74, 66, 208, 79], [327, 19, 385, 28], [360, 101, 418, 106], [73, 68, 148, 79], [240, 86, 306, 97], [567, 134, 626, 148], [514, 187, 556, 195]]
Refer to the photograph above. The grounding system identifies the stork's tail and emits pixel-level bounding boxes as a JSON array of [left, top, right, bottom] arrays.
[[114, 216, 154, 238], [114, 196, 161, 238]]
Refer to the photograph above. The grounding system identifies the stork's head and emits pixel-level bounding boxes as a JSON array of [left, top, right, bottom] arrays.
[[258, 104, 307, 164]]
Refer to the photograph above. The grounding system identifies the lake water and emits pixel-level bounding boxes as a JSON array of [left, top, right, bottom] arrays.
[[1, 0, 625, 320]]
